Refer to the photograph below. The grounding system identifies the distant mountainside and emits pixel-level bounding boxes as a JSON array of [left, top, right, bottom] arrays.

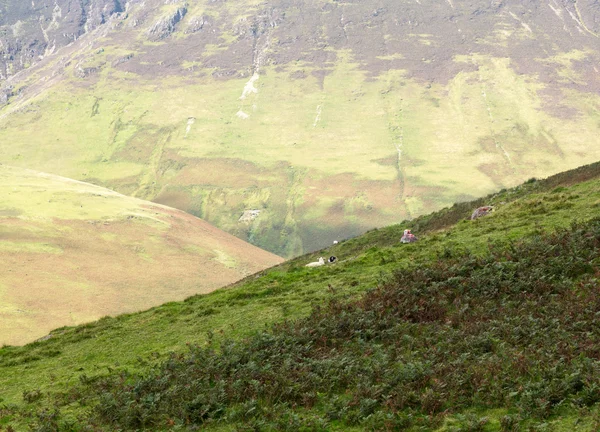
[[0, 0, 599, 257], [0, 165, 283, 346], [0, 0, 124, 81]]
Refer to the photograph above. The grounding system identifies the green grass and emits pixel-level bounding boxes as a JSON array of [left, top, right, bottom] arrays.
[[2, 161, 600, 430]]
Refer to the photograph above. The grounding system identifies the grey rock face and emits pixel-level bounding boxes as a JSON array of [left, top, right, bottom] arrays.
[[0, 0, 122, 80], [185, 15, 209, 34], [146, 6, 188, 41], [0, 86, 13, 106], [74, 65, 103, 78], [86, 0, 124, 30]]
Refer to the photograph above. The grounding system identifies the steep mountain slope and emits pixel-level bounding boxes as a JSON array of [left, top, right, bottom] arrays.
[[0, 164, 283, 346], [0, 0, 124, 81], [1, 161, 600, 430], [0, 0, 599, 257]]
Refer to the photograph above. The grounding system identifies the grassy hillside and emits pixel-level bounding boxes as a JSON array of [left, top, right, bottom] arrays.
[[0, 0, 598, 257], [2, 161, 600, 430], [0, 165, 282, 346]]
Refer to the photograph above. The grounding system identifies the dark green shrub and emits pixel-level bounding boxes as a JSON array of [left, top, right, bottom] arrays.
[[22, 389, 43, 404], [62, 219, 600, 430], [29, 409, 60, 432], [499, 414, 521, 431]]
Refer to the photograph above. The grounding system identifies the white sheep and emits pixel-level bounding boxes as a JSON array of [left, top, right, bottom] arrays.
[[305, 257, 325, 267]]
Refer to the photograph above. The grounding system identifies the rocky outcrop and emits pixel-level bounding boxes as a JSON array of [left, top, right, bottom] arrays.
[[0, 0, 123, 80], [147, 6, 188, 41], [74, 64, 104, 78], [86, 0, 124, 31], [112, 53, 134, 67], [0, 86, 13, 105], [574, 0, 600, 34], [185, 15, 209, 34]]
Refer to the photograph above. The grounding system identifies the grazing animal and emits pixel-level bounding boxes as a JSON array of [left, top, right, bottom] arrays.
[[328, 256, 337, 263], [306, 257, 325, 267], [400, 229, 418, 243], [333, 240, 339, 245]]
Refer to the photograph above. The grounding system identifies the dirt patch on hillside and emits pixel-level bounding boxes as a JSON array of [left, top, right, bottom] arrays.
[[172, 157, 270, 189], [477, 162, 516, 188], [297, 171, 406, 232]]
